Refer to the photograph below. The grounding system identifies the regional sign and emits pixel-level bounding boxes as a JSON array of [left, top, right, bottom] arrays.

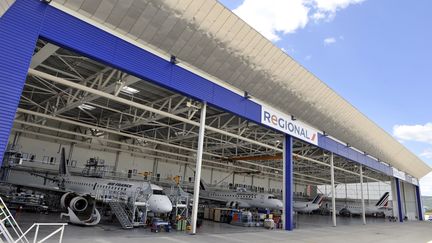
[[261, 105, 319, 145]]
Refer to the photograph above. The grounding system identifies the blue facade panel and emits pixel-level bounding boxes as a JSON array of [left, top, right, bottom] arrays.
[[171, 66, 214, 102], [318, 134, 393, 176], [0, 0, 47, 165]]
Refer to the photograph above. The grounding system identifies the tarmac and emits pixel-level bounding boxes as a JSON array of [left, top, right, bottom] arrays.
[[11, 212, 432, 243]]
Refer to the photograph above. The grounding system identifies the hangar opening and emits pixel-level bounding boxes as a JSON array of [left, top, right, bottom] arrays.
[[0, 39, 420, 241]]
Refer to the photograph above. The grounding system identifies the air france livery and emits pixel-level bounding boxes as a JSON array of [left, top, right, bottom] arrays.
[[293, 194, 325, 213], [199, 182, 283, 210], [338, 192, 391, 216]]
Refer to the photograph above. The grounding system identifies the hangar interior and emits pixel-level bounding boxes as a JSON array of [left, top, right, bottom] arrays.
[[0, 0, 427, 241], [0, 39, 419, 234]]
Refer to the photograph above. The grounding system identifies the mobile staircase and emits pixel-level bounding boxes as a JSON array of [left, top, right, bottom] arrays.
[[108, 201, 133, 229], [0, 197, 67, 243], [96, 182, 151, 229]]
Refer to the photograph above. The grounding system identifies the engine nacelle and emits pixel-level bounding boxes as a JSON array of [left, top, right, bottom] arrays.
[[70, 196, 88, 212], [61, 192, 88, 212], [60, 192, 100, 226]]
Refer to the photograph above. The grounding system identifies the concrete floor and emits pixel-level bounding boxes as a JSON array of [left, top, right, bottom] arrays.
[[9, 212, 432, 243]]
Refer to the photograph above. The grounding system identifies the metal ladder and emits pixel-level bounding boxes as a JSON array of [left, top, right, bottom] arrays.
[[0, 197, 67, 243], [108, 202, 133, 229]]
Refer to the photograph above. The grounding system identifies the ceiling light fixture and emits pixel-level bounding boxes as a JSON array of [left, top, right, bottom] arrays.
[[121, 86, 139, 94]]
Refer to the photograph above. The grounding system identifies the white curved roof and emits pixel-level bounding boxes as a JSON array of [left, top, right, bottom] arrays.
[[52, 0, 430, 178]]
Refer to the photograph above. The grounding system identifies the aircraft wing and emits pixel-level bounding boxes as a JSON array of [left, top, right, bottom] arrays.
[[3, 181, 67, 195]]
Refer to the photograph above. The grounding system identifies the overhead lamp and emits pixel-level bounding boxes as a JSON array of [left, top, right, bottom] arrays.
[[244, 91, 251, 99], [322, 131, 328, 136], [291, 115, 296, 121], [121, 86, 139, 95], [170, 55, 178, 64], [78, 104, 95, 110]]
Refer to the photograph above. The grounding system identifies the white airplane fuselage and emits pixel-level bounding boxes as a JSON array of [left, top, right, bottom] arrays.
[[293, 201, 321, 213], [293, 195, 324, 213], [62, 175, 173, 213], [200, 190, 283, 210]]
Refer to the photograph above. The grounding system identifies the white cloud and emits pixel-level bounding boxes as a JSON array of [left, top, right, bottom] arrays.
[[314, 0, 365, 12], [420, 148, 432, 159], [421, 172, 432, 196], [305, 55, 312, 60], [393, 123, 432, 144], [324, 37, 336, 45], [232, 0, 365, 42], [233, 0, 309, 41]]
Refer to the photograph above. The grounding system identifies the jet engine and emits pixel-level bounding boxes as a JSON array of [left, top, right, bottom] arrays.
[[61, 193, 88, 212], [60, 192, 100, 226]]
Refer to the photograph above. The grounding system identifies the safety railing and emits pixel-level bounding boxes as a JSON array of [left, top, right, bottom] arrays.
[[14, 223, 67, 243], [0, 197, 67, 243]]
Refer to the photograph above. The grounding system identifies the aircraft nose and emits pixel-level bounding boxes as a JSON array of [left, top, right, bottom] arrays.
[[278, 202, 283, 209], [160, 198, 173, 213], [149, 196, 172, 213]]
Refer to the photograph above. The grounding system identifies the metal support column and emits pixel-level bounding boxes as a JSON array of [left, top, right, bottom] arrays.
[[113, 151, 120, 172], [330, 153, 336, 227], [283, 135, 293, 231], [183, 164, 187, 182], [345, 183, 348, 204], [395, 178, 404, 222], [191, 103, 206, 234], [360, 165, 366, 225], [415, 185, 424, 221]]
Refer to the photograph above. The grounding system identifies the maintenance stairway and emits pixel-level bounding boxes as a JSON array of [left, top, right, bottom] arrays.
[[0, 197, 67, 243], [108, 202, 133, 229]]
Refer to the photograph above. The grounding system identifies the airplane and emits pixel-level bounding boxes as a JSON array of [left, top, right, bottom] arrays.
[[293, 194, 325, 213], [198, 181, 283, 210], [337, 192, 391, 217], [28, 148, 173, 226]]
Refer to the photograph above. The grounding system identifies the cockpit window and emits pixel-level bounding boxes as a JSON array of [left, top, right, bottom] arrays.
[[268, 195, 276, 199], [153, 190, 165, 195]]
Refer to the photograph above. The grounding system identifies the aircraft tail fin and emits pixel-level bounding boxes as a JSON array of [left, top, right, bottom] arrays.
[[200, 180, 207, 191], [375, 192, 389, 207], [59, 147, 69, 176], [312, 194, 324, 205]]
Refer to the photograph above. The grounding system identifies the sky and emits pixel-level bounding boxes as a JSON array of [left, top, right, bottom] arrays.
[[218, 0, 432, 196]]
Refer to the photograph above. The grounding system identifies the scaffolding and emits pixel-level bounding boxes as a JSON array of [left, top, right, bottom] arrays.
[[95, 182, 152, 229]]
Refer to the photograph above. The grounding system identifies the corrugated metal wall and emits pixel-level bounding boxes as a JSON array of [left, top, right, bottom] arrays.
[[402, 182, 418, 220], [0, 0, 46, 164]]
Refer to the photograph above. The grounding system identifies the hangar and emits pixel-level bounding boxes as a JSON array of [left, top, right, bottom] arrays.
[[0, 0, 429, 241]]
